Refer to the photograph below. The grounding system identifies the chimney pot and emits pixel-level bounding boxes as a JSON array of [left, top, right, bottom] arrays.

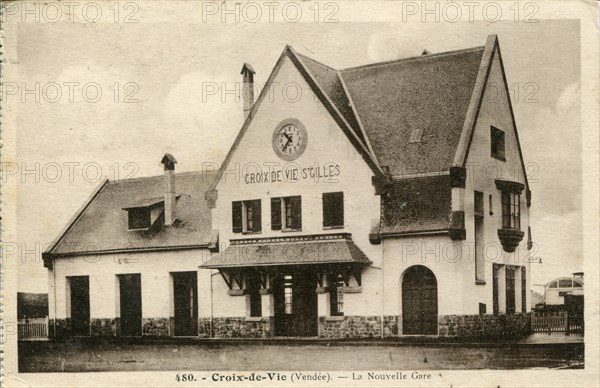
[[241, 63, 256, 119]]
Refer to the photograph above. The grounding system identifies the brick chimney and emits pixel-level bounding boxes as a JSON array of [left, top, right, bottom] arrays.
[[241, 63, 255, 119], [161, 153, 177, 226]]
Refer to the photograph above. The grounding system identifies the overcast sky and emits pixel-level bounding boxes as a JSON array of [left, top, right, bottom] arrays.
[[5, 6, 581, 292]]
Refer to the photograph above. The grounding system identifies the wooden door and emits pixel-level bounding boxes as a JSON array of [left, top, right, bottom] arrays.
[[402, 266, 438, 335], [274, 270, 317, 337], [69, 276, 90, 336], [119, 274, 142, 336], [173, 272, 198, 336]]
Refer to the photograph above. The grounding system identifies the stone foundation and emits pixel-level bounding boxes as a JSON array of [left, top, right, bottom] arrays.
[[319, 316, 382, 339], [210, 317, 274, 338], [198, 318, 212, 338], [90, 318, 117, 337], [142, 318, 170, 337], [438, 313, 531, 338], [383, 315, 400, 338]]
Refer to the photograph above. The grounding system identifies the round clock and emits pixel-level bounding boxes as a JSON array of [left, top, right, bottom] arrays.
[[272, 119, 308, 161]]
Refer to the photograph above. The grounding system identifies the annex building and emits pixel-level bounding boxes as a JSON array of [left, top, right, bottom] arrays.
[[44, 35, 533, 339]]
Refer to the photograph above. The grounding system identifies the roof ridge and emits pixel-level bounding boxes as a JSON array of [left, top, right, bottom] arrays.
[[109, 170, 215, 184], [295, 51, 338, 71], [341, 46, 485, 72]]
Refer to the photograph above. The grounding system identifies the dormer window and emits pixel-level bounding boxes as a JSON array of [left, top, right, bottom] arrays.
[[128, 207, 151, 230]]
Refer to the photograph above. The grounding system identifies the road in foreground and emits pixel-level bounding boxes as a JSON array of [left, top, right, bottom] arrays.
[[18, 340, 583, 373]]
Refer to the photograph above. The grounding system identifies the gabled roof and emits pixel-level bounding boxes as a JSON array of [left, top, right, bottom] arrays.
[[340, 47, 485, 176], [212, 35, 529, 190], [44, 172, 216, 262]]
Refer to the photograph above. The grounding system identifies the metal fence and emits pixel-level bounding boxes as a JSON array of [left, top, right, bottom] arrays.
[[531, 311, 583, 334], [18, 317, 49, 341]]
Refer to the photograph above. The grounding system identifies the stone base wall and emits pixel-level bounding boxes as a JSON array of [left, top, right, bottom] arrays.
[[438, 313, 531, 338], [198, 318, 212, 338], [383, 315, 401, 338], [319, 316, 382, 339], [90, 318, 117, 337], [142, 318, 170, 337], [210, 317, 274, 338]]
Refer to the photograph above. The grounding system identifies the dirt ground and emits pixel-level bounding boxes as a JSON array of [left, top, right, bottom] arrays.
[[18, 340, 584, 373]]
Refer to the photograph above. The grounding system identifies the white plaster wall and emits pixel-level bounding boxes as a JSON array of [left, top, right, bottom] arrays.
[[209, 56, 383, 317], [462, 47, 532, 313], [382, 235, 471, 316], [50, 249, 207, 320]]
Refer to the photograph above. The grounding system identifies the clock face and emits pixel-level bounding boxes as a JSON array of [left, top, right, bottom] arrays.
[[272, 119, 308, 161]]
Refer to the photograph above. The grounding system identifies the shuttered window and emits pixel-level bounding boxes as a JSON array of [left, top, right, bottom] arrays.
[[271, 196, 301, 231], [232, 200, 261, 233], [322, 192, 344, 228]]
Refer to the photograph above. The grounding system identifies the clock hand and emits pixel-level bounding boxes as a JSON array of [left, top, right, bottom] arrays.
[[282, 138, 292, 151]]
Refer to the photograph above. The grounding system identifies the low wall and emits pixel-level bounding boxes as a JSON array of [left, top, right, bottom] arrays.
[[199, 317, 274, 338], [318, 316, 382, 339], [438, 313, 531, 338]]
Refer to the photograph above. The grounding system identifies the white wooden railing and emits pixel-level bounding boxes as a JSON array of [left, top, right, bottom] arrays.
[[18, 317, 49, 341]]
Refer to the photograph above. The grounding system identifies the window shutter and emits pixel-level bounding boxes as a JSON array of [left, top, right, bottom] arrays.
[[334, 192, 344, 226], [232, 201, 242, 233], [252, 200, 262, 232], [322, 193, 332, 227], [291, 196, 302, 230], [271, 198, 281, 230]]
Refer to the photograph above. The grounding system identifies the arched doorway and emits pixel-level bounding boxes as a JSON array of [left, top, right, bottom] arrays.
[[402, 265, 438, 335]]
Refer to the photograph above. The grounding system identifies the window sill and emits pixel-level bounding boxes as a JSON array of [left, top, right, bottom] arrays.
[[323, 225, 344, 230], [325, 315, 345, 322], [245, 316, 263, 322], [475, 280, 486, 286], [281, 228, 302, 233], [242, 231, 262, 235]]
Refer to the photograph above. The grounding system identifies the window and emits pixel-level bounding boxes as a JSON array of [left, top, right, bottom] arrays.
[[475, 217, 485, 282], [521, 267, 527, 313], [492, 265, 499, 315], [232, 200, 261, 233], [247, 273, 262, 317], [501, 192, 521, 229], [283, 275, 293, 314], [479, 303, 487, 315], [322, 192, 344, 228], [548, 281, 558, 288], [489, 194, 494, 215], [491, 126, 505, 160], [271, 196, 301, 231], [329, 274, 344, 316], [506, 267, 516, 314], [558, 279, 573, 288], [474, 191, 484, 218], [573, 281, 583, 288], [128, 208, 151, 230]]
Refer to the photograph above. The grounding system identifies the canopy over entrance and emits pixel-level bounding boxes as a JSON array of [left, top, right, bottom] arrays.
[[201, 233, 371, 269]]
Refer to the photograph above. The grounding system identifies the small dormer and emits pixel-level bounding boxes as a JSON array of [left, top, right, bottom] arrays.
[[123, 153, 181, 231], [123, 196, 179, 231]]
